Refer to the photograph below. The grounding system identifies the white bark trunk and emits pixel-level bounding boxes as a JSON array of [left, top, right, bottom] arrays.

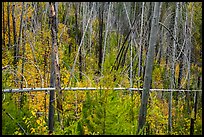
[[101, 2, 112, 74], [168, 2, 179, 134]]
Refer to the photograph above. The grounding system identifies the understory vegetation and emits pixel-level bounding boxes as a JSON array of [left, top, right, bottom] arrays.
[[2, 88, 202, 135]]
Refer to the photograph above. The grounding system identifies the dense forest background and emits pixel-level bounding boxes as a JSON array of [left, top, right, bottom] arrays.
[[2, 2, 202, 135]]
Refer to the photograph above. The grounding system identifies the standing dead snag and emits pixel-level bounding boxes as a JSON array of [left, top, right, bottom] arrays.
[[98, 2, 104, 74], [48, 2, 63, 134], [7, 2, 11, 48], [137, 2, 160, 134], [48, 2, 55, 134], [168, 2, 179, 135], [74, 3, 83, 81], [12, 2, 19, 88]]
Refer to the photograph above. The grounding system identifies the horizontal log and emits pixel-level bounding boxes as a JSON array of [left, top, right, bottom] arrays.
[[2, 87, 202, 93]]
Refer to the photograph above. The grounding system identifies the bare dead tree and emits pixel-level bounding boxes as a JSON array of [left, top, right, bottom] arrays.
[[98, 2, 104, 74], [168, 2, 179, 135], [7, 2, 11, 48], [48, 2, 61, 134], [2, 2, 5, 47], [137, 2, 160, 134]]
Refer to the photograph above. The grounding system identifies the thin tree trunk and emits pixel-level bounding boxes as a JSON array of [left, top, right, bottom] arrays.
[[190, 91, 198, 135], [164, 3, 172, 100], [48, 2, 56, 134], [82, 2, 86, 35], [7, 2, 11, 48], [168, 2, 179, 135], [177, 3, 187, 91], [175, 2, 184, 125], [20, 22, 25, 109], [177, 58, 183, 90], [43, 32, 48, 122], [138, 2, 145, 91], [12, 2, 19, 88], [197, 75, 201, 108], [12, 2, 17, 65], [137, 2, 160, 134], [186, 2, 194, 115], [2, 2, 5, 47], [31, 2, 37, 33], [52, 2, 63, 129], [19, 2, 26, 109], [116, 3, 121, 54], [101, 2, 112, 74], [75, 3, 83, 80], [128, 18, 133, 88], [165, 4, 171, 68], [17, 2, 25, 50], [142, 2, 153, 82], [98, 2, 104, 74], [122, 2, 134, 89], [89, 8, 93, 55], [156, 3, 163, 65], [130, 23, 134, 133]]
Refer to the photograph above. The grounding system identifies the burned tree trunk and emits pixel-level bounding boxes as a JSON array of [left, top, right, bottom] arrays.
[[74, 3, 82, 80], [48, 2, 63, 134], [137, 2, 160, 134], [7, 2, 11, 48], [12, 3, 18, 87], [98, 3, 104, 74]]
